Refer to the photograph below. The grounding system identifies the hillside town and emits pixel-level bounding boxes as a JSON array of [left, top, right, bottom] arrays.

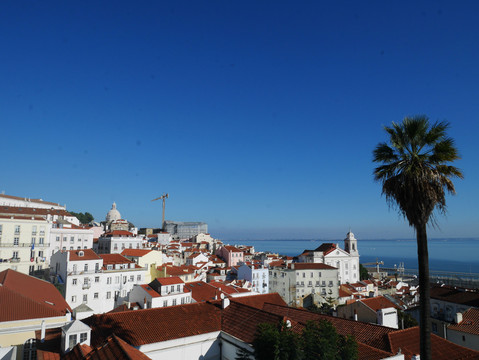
[[0, 193, 478, 360]]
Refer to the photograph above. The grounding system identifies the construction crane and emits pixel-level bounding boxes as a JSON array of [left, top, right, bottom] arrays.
[[363, 258, 384, 273], [152, 193, 169, 230]]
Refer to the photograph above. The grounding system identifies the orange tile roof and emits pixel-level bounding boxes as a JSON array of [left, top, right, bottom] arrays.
[[102, 230, 135, 237], [69, 249, 101, 261], [293, 263, 337, 270], [262, 303, 394, 352], [430, 285, 479, 307], [0, 205, 71, 217], [230, 293, 287, 309], [388, 327, 479, 360], [0, 269, 71, 321], [448, 308, 479, 336], [156, 277, 184, 286], [121, 249, 152, 257], [223, 245, 242, 253], [184, 281, 220, 302], [83, 302, 222, 347], [100, 254, 134, 265], [359, 296, 401, 311]]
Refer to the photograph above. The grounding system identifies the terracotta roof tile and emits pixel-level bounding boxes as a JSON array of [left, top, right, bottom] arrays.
[[100, 254, 134, 265], [293, 263, 337, 270], [121, 249, 152, 257], [69, 249, 101, 261], [230, 293, 287, 309], [0, 205, 71, 217], [448, 308, 479, 336], [0, 269, 71, 321], [430, 285, 479, 307], [83, 302, 222, 347], [388, 327, 479, 360], [262, 303, 394, 352], [359, 296, 401, 311]]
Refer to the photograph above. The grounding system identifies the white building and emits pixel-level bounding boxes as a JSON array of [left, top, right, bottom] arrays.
[[269, 262, 339, 307], [0, 215, 50, 275], [237, 263, 269, 294], [50, 249, 147, 315], [95, 230, 144, 254], [298, 231, 360, 284], [48, 220, 94, 257], [129, 276, 192, 309], [0, 193, 66, 210]]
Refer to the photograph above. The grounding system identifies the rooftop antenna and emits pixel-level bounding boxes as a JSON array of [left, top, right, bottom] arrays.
[[152, 193, 169, 230]]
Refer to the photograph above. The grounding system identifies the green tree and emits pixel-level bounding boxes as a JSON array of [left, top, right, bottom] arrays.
[[359, 263, 369, 280], [398, 310, 418, 329], [373, 116, 462, 360], [339, 334, 359, 360], [70, 211, 94, 224], [253, 322, 301, 360]]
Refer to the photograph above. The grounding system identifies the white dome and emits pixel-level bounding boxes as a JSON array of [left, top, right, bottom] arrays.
[[106, 202, 121, 222]]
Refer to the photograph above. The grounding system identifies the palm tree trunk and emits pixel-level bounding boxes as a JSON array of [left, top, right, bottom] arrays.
[[417, 222, 432, 360]]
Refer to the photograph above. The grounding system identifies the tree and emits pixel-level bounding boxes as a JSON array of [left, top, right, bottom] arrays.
[[359, 263, 369, 280], [253, 322, 301, 360], [253, 320, 358, 360], [373, 116, 462, 360], [69, 211, 94, 224]]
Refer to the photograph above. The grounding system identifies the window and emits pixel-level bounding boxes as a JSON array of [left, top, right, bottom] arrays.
[[78, 237, 82, 242], [70, 246, 73, 250], [84, 264, 88, 272], [115, 276, 120, 284], [72, 278, 77, 285], [38, 250, 43, 257], [129, 275, 134, 282], [94, 293, 99, 299], [95, 276, 100, 283], [14, 238, 19, 246], [0, 225, 2, 234], [32, 226, 37, 235], [39, 237, 44, 245], [303, 272, 305, 278], [177, 284, 181, 292], [106, 292, 111, 299], [69, 334, 77, 349], [80, 332, 87, 343], [83, 294, 87, 302], [56, 236, 60, 242], [171, 285, 174, 292], [84, 278, 88, 285], [70, 236, 74, 243], [14, 225, 20, 234], [172, 299, 177, 306], [310, 272, 313, 278], [163, 300, 168, 307], [63, 237, 67, 242], [181, 297, 185, 304], [40, 226, 45, 235], [72, 295, 77, 302], [137, 275, 141, 281]]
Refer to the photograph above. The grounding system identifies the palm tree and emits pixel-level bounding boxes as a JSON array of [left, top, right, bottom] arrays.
[[373, 116, 462, 360]]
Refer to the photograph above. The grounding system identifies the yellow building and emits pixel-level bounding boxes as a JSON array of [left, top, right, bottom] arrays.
[[0, 269, 71, 358]]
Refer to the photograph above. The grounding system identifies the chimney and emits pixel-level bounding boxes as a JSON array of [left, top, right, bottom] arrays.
[[41, 320, 46, 343], [222, 297, 230, 309], [455, 312, 463, 324]]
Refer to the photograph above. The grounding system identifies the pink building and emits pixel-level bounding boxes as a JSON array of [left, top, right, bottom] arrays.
[[216, 245, 244, 267]]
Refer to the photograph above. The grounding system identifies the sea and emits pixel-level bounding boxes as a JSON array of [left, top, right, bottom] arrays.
[[229, 238, 479, 274]]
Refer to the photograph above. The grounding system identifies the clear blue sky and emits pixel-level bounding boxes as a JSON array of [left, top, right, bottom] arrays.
[[1, 1, 478, 240]]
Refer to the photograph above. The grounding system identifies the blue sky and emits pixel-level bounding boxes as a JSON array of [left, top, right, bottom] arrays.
[[1, 1, 478, 240]]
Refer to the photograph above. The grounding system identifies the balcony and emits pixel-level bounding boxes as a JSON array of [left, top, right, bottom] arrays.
[[82, 283, 91, 289], [10, 258, 20, 263], [0, 242, 50, 248]]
